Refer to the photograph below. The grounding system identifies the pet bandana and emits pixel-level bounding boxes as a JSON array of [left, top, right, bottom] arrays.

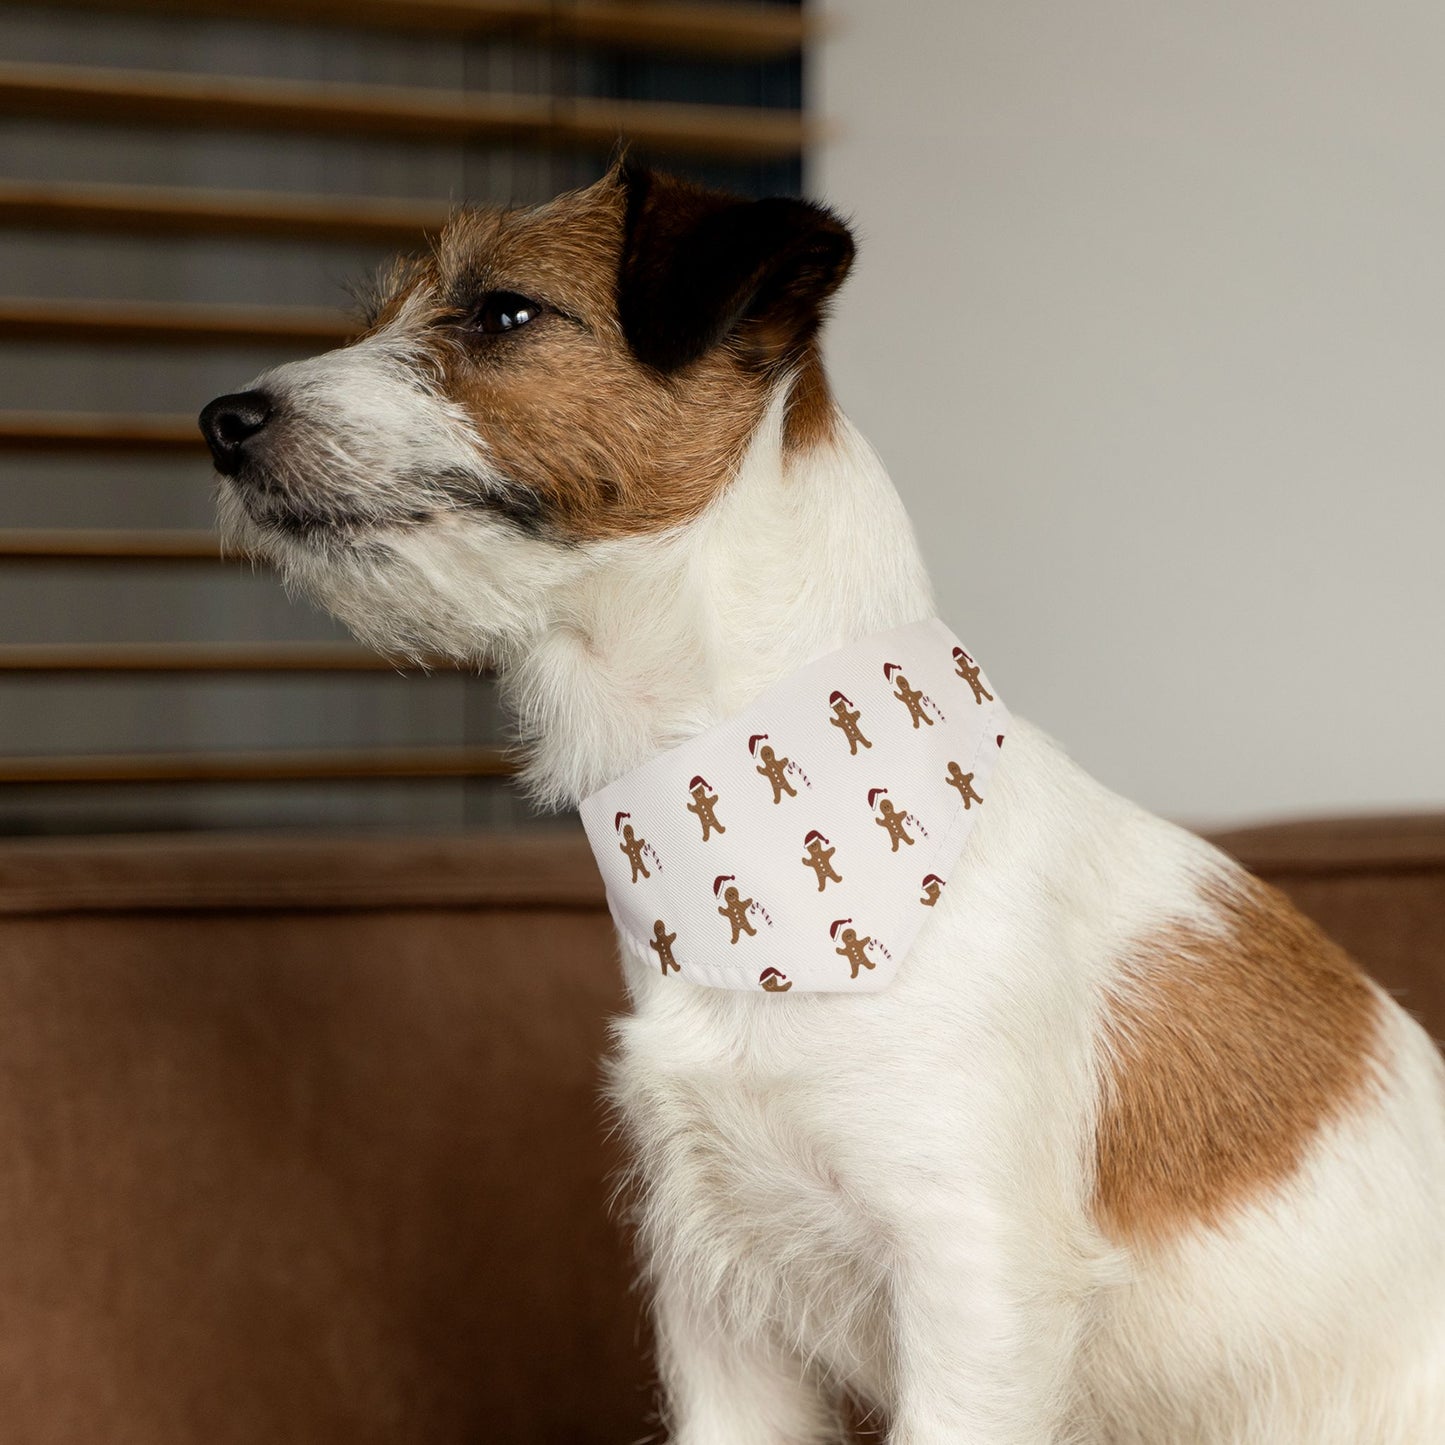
[[579, 618, 1008, 993]]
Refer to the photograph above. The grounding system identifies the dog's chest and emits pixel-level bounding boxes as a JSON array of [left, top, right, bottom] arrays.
[[612, 1001, 895, 1387]]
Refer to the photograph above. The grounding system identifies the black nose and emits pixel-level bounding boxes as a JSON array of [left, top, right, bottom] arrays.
[[199, 390, 273, 475]]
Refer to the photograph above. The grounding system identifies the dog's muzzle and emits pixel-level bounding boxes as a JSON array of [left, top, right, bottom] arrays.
[[199, 390, 274, 477]]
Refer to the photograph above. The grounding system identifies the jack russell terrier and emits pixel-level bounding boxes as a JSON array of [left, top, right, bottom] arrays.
[[201, 163, 1445, 1444]]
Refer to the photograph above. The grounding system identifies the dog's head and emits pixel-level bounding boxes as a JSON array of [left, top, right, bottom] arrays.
[[200, 163, 854, 661]]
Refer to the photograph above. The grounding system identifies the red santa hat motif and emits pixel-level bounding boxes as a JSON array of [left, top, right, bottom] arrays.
[[613, 811, 631, 833], [712, 875, 736, 897], [882, 661, 904, 682], [829, 918, 854, 940], [867, 788, 888, 810], [803, 829, 829, 846], [747, 734, 768, 756]]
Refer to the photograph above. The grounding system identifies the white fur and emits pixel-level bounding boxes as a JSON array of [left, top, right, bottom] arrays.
[[220, 348, 1445, 1443]]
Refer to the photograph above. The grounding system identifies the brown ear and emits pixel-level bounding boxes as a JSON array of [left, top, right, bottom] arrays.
[[616, 163, 855, 374]]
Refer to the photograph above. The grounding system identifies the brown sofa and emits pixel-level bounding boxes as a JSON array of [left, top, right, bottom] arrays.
[[0, 817, 1441, 1443]]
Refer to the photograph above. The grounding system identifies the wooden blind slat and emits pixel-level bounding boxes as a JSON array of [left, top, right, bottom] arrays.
[[28, 0, 811, 59], [0, 18, 805, 815], [0, 413, 204, 452], [0, 180, 448, 245], [0, 297, 353, 348], [547, 0, 811, 58], [0, 643, 422, 673], [0, 745, 513, 784], [0, 62, 813, 161], [0, 529, 222, 561]]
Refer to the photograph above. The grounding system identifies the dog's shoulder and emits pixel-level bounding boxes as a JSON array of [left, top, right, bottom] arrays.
[[1094, 855, 1382, 1246]]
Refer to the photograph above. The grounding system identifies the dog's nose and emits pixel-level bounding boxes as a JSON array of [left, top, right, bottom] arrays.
[[199, 390, 273, 475]]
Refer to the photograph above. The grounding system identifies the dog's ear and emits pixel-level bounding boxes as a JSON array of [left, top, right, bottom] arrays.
[[616, 162, 855, 374]]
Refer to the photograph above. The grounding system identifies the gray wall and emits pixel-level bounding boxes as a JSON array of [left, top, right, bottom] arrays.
[[813, 0, 1445, 827]]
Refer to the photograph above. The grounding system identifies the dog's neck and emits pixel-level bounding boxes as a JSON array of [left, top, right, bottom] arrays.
[[506, 389, 936, 809]]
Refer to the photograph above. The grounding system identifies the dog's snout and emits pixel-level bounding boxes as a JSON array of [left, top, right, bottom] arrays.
[[199, 390, 274, 476]]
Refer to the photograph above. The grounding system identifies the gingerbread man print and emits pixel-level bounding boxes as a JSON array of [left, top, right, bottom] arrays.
[[801, 830, 843, 892], [759, 967, 793, 993], [717, 885, 757, 944], [754, 744, 798, 804], [952, 646, 994, 705], [649, 919, 681, 975], [685, 775, 725, 841], [875, 796, 915, 852], [920, 874, 944, 907], [619, 822, 650, 883], [828, 692, 872, 754], [945, 761, 984, 809], [891, 672, 934, 729], [833, 925, 875, 980]]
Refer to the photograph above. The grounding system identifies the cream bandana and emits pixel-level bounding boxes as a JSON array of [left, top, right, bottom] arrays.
[[579, 618, 1008, 994]]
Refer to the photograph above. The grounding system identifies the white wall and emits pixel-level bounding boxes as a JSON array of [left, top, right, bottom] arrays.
[[812, 0, 1445, 827]]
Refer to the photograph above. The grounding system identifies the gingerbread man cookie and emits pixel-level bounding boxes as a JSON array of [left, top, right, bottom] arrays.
[[801, 831, 843, 892], [755, 744, 797, 804], [717, 885, 757, 944], [649, 919, 680, 975], [686, 777, 725, 841], [944, 761, 983, 809], [952, 647, 994, 704], [834, 926, 875, 979], [619, 823, 650, 883], [875, 797, 915, 852], [891, 673, 934, 729], [828, 695, 872, 755]]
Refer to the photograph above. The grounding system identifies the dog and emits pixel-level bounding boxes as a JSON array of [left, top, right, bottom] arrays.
[[200, 162, 1445, 1443]]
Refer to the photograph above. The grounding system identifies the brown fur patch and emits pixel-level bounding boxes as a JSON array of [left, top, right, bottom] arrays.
[[368, 175, 801, 541], [1094, 872, 1382, 1246], [782, 343, 839, 457]]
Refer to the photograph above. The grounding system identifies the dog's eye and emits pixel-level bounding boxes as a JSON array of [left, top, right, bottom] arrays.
[[471, 291, 544, 335]]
